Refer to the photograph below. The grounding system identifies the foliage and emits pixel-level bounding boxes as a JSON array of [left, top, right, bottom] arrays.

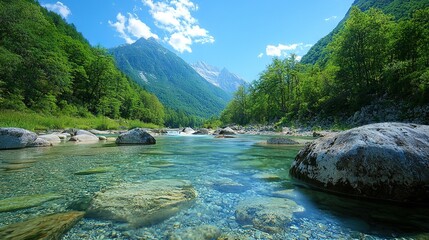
[[301, 0, 429, 65], [0, 0, 165, 126], [222, 7, 429, 126]]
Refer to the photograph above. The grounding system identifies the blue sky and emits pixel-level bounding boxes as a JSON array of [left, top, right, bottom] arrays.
[[41, 0, 354, 82]]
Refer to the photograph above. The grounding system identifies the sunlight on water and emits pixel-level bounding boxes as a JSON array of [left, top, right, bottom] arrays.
[[1, 135, 428, 239]]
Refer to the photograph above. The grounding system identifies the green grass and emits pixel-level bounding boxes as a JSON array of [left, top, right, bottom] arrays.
[[0, 110, 160, 131]]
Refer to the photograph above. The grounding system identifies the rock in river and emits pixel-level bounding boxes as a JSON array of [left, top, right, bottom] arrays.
[[87, 179, 197, 227], [0, 128, 37, 150], [0, 211, 84, 240], [290, 122, 429, 203], [69, 130, 99, 143], [115, 128, 156, 145], [235, 197, 304, 233]]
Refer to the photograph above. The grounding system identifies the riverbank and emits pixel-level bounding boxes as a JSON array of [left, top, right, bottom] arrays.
[[0, 110, 160, 131]]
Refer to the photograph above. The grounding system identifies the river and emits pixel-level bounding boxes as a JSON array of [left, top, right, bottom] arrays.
[[1, 134, 428, 239]]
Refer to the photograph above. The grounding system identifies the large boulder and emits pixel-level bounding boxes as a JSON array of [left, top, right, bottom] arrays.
[[38, 134, 61, 144], [193, 128, 210, 135], [86, 179, 197, 227], [27, 138, 52, 147], [0, 128, 37, 150], [218, 127, 236, 135], [69, 129, 99, 142], [181, 127, 195, 135], [115, 128, 156, 145], [235, 197, 304, 233], [290, 122, 429, 203]]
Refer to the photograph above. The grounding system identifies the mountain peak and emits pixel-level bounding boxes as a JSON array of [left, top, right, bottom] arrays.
[[191, 62, 247, 94]]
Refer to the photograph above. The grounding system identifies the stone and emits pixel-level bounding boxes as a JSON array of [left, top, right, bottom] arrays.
[[266, 137, 298, 145], [27, 138, 52, 147], [290, 122, 429, 203], [89, 129, 110, 135], [74, 166, 115, 175], [193, 128, 210, 135], [115, 128, 156, 145], [69, 134, 99, 142], [38, 134, 61, 144], [235, 197, 304, 233], [98, 136, 107, 140], [0, 211, 84, 240], [212, 178, 249, 193], [218, 127, 236, 135], [214, 135, 236, 139], [252, 173, 281, 181], [76, 130, 97, 137], [0, 128, 37, 150], [86, 179, 197, 227], [0, 193, 62, 212], [181, 127, 195, 134]]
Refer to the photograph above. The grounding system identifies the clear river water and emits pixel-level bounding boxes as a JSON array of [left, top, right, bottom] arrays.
[[1, 134, 429, 239]]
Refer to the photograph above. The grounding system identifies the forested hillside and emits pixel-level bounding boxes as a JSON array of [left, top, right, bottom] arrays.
[[222, 5, 429, 127], [0, 0, 165, 125], [110, 38, 231, 126], [302, 0, 429, 65]]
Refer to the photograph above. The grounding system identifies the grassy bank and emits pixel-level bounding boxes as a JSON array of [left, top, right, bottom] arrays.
[[0, 110, 160, 131]]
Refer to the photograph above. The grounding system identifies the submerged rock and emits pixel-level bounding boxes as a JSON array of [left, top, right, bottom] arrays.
[[212, 178, 248, 193], [0, 128, 38, 150], [115, 128, 156, 145], [87, 179, 197, 227], [0, 211, 84, 240], [235, 197, 304, 233], [0, 193, 62, 212], [290, 122, 429, 203], [74, 166, 115, 175], [266, 137, 298, 145]]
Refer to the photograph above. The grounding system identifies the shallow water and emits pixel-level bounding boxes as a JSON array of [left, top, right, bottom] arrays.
[[1, 135, 429, 239]]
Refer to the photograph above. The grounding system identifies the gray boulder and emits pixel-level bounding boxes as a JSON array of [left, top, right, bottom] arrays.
[[27, 138, 52, 147], [89, 129, 110, 135], [38, 134, 61, 144], [218, 127, 236, 135], [0, 128, 38, 150], [193, 128, 210, 135], [290, 122, 429, 203], [86, 179, 197, 227], [116, 128, 156, 145], [69, 130, 99, 142], [181, 127, 195, 135]]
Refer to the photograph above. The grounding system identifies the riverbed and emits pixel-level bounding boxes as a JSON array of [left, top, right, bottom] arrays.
[[1, 134, 428, 239]]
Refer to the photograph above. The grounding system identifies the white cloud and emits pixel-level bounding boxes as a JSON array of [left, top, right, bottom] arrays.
[[142, 0, 214, 53], [266, 43, 302, 57], [296, 55, 302, 61], [168, 32, 192, 53], [109, 13, 158, 44], [42, 1, 71, 18], [257, 53, 264, 58], [264, 43, 313, 58], [325, 16, 338, 21]]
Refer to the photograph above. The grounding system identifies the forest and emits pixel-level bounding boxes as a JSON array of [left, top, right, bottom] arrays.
[[0, 0, 165, 127], [221, 7, 429, 127]]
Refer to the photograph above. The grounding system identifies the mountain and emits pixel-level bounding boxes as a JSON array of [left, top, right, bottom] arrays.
[[191, 61, 247, 95], [109, 38, 231, 118], [301, 0, 429, 65]]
